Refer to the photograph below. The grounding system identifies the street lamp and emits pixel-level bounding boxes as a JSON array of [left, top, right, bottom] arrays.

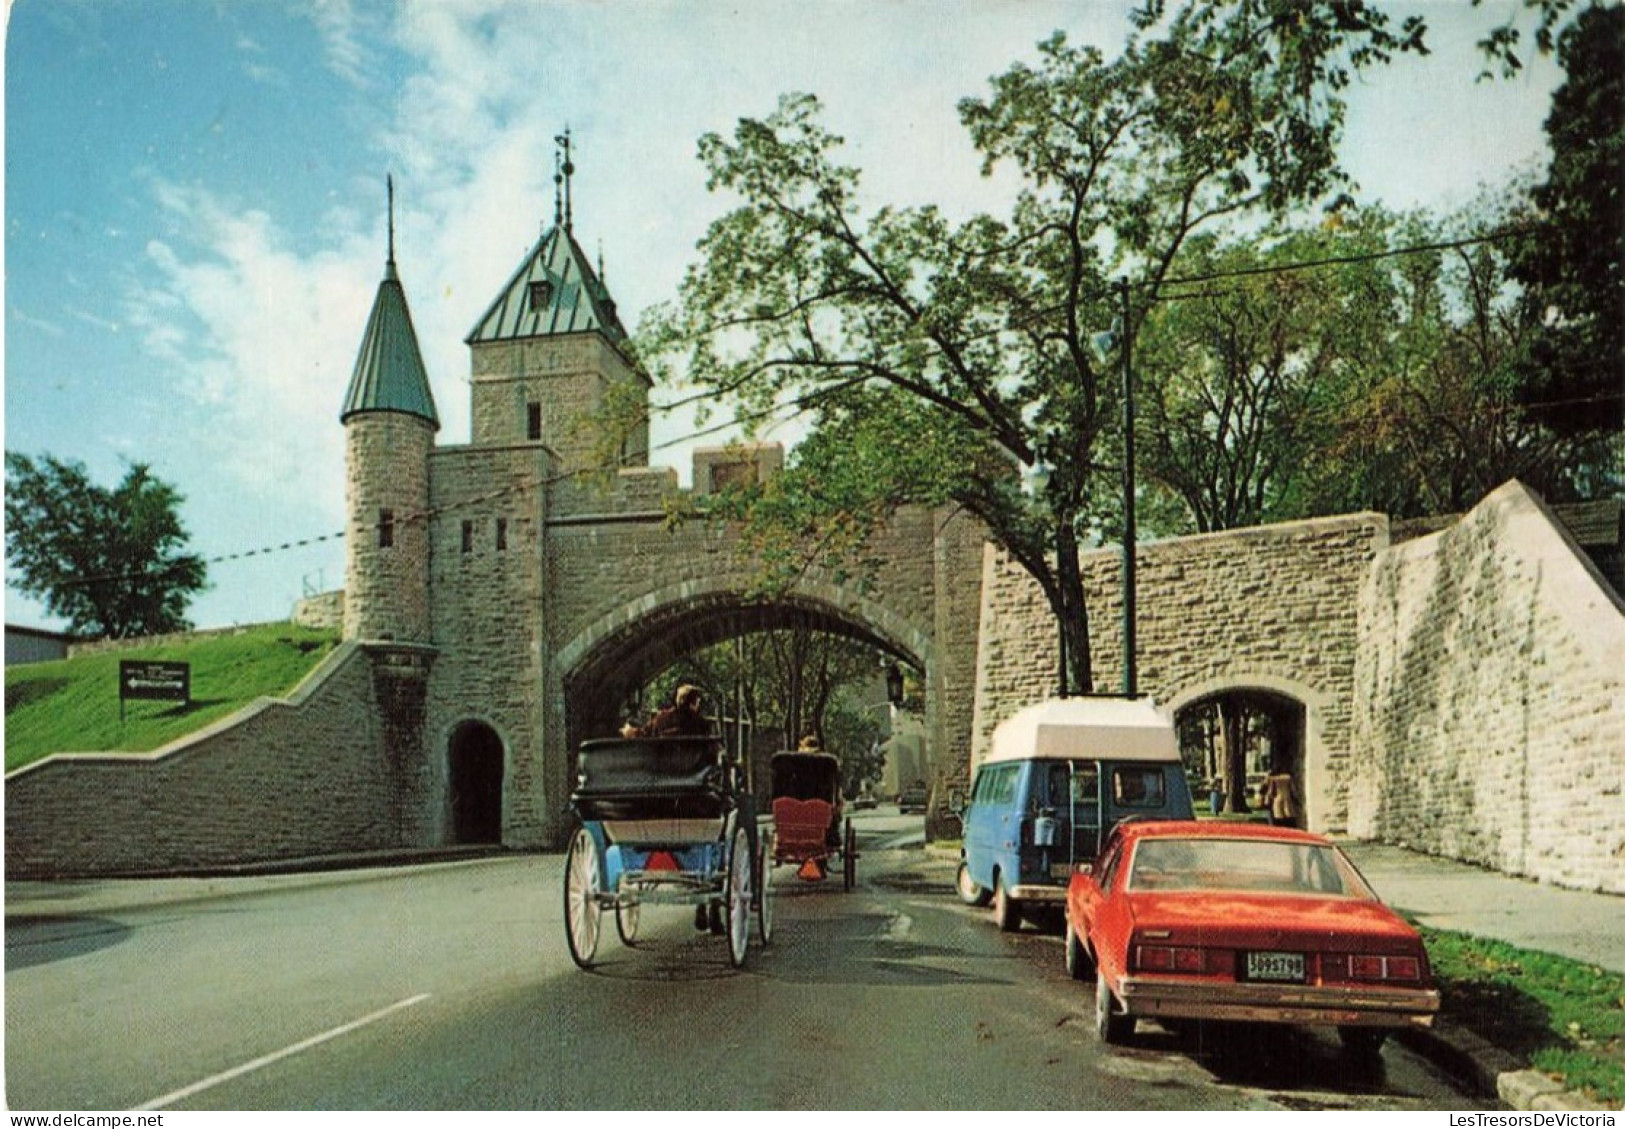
[[1093, 280, 1138, 698], [885, 662, 905, 707], [1117, 278, 1137, 698]]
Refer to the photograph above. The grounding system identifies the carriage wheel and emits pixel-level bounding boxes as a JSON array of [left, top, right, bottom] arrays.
[[563, 828, 602, 969], [756, 833, 774, 946], [842, 818, 857, 892], [615, 888, 641, 947], [725, 825, 752, 968]]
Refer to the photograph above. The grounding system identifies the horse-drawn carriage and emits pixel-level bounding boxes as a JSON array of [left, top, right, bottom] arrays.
[[564, 735, 772, 969], [768, 750, 858, 891]]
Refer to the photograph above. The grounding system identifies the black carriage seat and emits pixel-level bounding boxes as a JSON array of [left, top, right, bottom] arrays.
[[570, 736, 731, 823]]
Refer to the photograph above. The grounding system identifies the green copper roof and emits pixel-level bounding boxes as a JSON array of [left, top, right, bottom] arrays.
[[341, 261, 440, 429], [465, 225, 628, 345]]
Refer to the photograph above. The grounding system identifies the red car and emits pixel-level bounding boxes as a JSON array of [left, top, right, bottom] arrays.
[[1065, 820, 1440, 1056]]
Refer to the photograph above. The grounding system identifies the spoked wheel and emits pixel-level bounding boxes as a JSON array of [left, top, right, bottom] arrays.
[[563, 828, 603, 969], [615, 888, 641, 947], [756, 833, 774, 946], [725, 825, 753, 968], [842, 818, 857, 892]]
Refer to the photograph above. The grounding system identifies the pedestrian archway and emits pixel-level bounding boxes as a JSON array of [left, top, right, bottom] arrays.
[[448, 721, 505, 844], [1172, 687, 1308, 827]]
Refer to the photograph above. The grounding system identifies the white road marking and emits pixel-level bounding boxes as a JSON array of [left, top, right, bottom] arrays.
[[137, 993, 431, 1110], [885, 912, 913, 942]]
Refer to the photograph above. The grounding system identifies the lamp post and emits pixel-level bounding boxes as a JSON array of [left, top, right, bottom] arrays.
[[1093, 281, 1138, 698], [1117, 278, 1137, 698], [1021, 458, 1068, 698]]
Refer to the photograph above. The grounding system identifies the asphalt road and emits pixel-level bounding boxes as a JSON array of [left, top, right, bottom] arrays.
[[5, 810, 1493, 1111]]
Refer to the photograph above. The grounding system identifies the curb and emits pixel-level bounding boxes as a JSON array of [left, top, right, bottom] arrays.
[[1399, 1021, 1613, 1111], [5, 847, 511, 921]]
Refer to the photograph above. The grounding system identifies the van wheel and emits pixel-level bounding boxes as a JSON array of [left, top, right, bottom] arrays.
[[956, 863, 992, 907], [992, 876, 1021, 932], [1065, 919, 1094, 980]]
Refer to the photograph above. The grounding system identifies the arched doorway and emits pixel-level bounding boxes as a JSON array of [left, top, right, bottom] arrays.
[[1175, 689, 1306, 826], [448, 722, 504, 844]]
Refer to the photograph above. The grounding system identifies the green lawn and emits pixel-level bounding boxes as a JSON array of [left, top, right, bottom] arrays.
[[1421, 925, 1625, 1106], [4, 624, 340, 771]]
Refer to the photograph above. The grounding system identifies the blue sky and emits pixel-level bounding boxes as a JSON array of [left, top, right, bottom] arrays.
[[4, 0, 1564, 632]]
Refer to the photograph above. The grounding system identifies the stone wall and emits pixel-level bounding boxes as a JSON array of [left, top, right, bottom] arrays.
[[1348, 481, 1625, 893], [4, 643, 402, 877], [969, 513, 1386, 833]]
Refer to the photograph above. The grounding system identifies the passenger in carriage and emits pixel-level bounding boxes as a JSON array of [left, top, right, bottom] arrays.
[[636, 684, 713, 738]]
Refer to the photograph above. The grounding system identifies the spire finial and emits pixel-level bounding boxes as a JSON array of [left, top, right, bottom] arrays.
[[555, 127, 575, 232], [386, 174, 397, 275], [553, 149, 563, 231]]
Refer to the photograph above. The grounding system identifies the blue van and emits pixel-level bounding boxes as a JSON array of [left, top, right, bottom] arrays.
[[954, 697, 1194, 931]]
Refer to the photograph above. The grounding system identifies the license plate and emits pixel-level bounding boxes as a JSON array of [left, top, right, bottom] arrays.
[[1050, 862, 1074, 879], [1247, 951, 1305, 982]]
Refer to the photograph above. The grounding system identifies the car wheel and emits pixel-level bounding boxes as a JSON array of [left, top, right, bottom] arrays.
[[1064, 919, 1094, 980], [956, 862, 992, 907], [1095, 972, 1133, 1045], [992, 876, 1021, 932], [1338, 1027, 1388, 1058]]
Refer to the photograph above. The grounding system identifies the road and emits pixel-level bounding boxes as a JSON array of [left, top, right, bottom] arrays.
[[5, 810, 1493, 1111]]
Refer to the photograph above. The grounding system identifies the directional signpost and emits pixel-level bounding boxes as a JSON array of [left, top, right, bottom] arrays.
[[119, 660, 191, 721]]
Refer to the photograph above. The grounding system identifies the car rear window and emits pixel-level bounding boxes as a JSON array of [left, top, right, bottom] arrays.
[[1129, 838, 1373, 897]]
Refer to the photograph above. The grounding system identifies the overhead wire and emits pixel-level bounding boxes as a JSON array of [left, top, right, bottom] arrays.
[[42, 220, 1614, 589]]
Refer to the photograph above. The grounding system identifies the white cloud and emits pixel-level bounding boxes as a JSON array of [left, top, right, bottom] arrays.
[[306, 0, 373, 88], [125, 179, 374, 532]]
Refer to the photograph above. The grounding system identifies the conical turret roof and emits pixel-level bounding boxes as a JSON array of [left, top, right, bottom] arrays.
[[465, 225, 627, 345], [341, 259, 440, 430]]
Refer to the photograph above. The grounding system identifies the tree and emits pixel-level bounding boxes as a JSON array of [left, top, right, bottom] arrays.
[[4, 453, 208, 639], [644, 2, 1424, 694], [1136, 202, 1599, 530], [1507, 2, 1625, 447], [1134, 221, 1395, 533]]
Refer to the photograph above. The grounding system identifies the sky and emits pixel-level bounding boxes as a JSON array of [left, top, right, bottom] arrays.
[[2, 0, 1567, 633]]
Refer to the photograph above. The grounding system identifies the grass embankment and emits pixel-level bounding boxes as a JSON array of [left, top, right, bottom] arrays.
[[1421, 926, 1625, 1106], [4, 624, 340, 772]]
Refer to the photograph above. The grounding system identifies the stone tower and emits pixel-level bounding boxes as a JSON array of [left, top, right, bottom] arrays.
[[340, 183, 440, 644], [464, 140, 649, 474]]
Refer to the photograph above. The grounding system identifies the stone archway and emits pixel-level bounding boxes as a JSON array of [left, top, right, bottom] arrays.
[[1168, 676, 1328, 830], [551, 586, 932, 820], [447, 721, 505, 844]]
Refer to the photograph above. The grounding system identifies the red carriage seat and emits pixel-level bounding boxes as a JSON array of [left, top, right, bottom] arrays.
[[772, 797, 834, 857]]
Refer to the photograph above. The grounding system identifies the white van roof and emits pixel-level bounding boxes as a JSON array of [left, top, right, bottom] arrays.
[[986, 697, 1178, 765]]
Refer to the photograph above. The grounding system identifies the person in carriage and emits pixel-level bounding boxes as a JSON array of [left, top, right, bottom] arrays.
[[624, 684, 712, 738]]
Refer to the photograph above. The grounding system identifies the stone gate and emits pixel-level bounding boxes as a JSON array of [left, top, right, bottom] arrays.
[[7, 203, 1618, 890]]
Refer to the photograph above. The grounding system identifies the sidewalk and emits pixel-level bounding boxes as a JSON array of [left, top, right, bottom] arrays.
[[1339, 841, 1625, 976]]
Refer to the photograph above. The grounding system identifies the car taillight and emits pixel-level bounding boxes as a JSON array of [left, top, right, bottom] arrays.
[[1135, 944, 1216, 974], [1343, 953, 1423, 981]]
